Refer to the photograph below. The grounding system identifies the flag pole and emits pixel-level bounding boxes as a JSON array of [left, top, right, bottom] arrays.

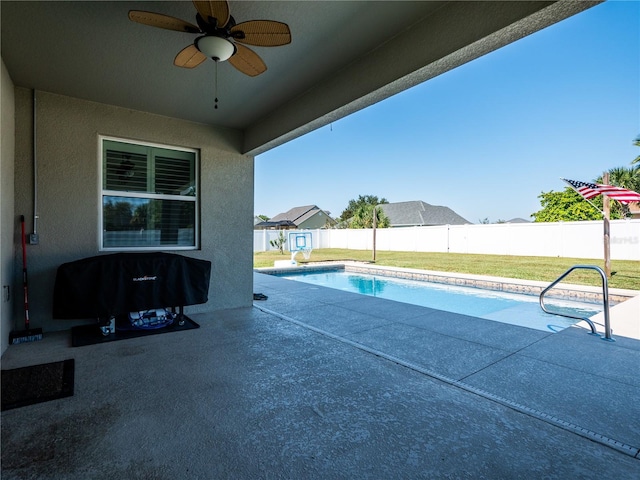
[[562, 177, 640, 278], [603, 172, 611, 278], [372, 205, 377, 262], [560, 178, 604, 217], [584, 198, 605, 218]]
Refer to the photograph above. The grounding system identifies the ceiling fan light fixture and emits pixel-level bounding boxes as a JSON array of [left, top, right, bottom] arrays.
[[129, 2, 289, 76], [195, 35, 236, 62]]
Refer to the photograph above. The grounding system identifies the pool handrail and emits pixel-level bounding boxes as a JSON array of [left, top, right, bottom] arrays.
[[539, 265, 613, 341]]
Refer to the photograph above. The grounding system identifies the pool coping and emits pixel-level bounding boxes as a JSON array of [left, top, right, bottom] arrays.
[[255, 261, 640, 304]]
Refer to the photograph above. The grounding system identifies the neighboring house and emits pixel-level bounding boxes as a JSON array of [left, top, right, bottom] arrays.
[[379, 201, 470, 227], [253, 216, 296, 229], [256, 205, 336, 229], [505, 217, 532, 223], [253, 220, 297, 230]]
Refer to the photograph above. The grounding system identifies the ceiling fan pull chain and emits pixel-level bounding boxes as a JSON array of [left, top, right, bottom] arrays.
[[214, 61, 219, 109]]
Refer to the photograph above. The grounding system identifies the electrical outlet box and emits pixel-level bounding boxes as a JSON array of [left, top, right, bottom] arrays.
[[29, 233, 39, 245]]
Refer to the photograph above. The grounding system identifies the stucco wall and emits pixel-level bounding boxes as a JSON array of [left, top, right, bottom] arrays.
[[1, 60, 16, 354], [13, 88, 253, 334]]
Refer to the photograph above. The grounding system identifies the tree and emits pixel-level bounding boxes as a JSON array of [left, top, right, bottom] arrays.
[[269, 230, 287, 254], [257, 214, 270, 221], [130, 203, 149, 228], [531, 188, 626, 222], [532, 152, 640, 223], [595, 164, 640, 218], [339, 195, 388, 222], [599, 166, 640, 196], [350, 204, 390, 229], [103, 200, 133, 230]]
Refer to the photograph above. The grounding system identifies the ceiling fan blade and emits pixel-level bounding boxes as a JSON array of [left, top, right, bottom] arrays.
[[228, 44, 267, 77], [230, 21, 292, 47], [192, 1, 230, 28], [174, 45, 207, 68], [128, 11, 200, 33]]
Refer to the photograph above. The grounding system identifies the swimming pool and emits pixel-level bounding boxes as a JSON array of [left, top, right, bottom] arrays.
[[275, 270, 604, 333]]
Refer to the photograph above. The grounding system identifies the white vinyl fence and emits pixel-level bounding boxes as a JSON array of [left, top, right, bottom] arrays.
[[254, 219, 640, 261]]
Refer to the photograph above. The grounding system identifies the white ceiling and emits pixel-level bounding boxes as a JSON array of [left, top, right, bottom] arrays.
[[1, 1, 599, 155]]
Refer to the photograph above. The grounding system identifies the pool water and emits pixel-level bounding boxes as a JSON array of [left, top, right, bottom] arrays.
[[276, 270, 604, 333]]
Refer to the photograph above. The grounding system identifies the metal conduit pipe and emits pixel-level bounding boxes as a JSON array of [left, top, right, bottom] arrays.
[[31, 89, 39, 244]]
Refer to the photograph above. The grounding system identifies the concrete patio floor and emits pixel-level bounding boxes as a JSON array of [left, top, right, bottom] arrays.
[[1, 272, 639, 479]]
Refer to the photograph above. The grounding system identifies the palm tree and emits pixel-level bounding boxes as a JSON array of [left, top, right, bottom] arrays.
[[339, 195, 388, 223], [602, 166, 639, 190], [595, 165, 640, 218], [350, 204, 390, 229]]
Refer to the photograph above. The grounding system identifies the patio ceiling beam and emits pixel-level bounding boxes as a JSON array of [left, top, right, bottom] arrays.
[[242, 0, 600, 156]]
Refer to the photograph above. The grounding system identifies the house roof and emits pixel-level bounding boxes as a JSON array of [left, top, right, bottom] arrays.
[[0, 1, 597, 156], [269, 205, 333, 226], [254, 220, 297, 229], [270, 205, 316, 223], [379, 201, 470, 227]]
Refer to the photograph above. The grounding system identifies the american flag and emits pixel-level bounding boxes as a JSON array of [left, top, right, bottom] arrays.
[[562, 178, 640, 204]]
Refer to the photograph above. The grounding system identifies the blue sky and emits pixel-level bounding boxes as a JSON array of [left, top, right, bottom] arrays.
[[255, 1, 639, 223]]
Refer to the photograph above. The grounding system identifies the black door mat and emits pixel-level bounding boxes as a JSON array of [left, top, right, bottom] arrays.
[[71, 316, 200, 347], [2, 359, 75, 411]]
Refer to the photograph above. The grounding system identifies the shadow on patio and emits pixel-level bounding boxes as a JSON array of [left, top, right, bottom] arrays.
[[1, 272, 639, 479]]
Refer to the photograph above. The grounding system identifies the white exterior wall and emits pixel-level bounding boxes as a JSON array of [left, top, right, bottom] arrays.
[[254, 219, 640, 261]]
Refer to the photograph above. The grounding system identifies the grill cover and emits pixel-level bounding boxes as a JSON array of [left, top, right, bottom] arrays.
[[53, 252, 211, 319]]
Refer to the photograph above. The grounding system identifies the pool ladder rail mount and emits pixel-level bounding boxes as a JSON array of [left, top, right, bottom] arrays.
[[539, 265, 614, 342]]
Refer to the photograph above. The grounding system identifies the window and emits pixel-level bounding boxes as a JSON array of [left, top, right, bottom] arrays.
[[100, 138, 198, 250]]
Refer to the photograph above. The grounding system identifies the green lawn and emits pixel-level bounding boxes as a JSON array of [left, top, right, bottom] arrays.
[[254, 249, 640, 290]]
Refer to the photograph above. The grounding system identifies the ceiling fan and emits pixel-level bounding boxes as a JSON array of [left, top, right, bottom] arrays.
[[128, 0, 291, 77]]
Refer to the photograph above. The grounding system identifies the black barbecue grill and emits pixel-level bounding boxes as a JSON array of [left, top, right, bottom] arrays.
[[53, 252, 211, 333]]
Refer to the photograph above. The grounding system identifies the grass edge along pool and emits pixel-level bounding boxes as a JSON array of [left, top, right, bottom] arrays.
[[270, 266, 604, 333]]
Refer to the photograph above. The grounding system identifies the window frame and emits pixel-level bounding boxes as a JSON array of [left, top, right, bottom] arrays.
[[98, 135, 200, 252]]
